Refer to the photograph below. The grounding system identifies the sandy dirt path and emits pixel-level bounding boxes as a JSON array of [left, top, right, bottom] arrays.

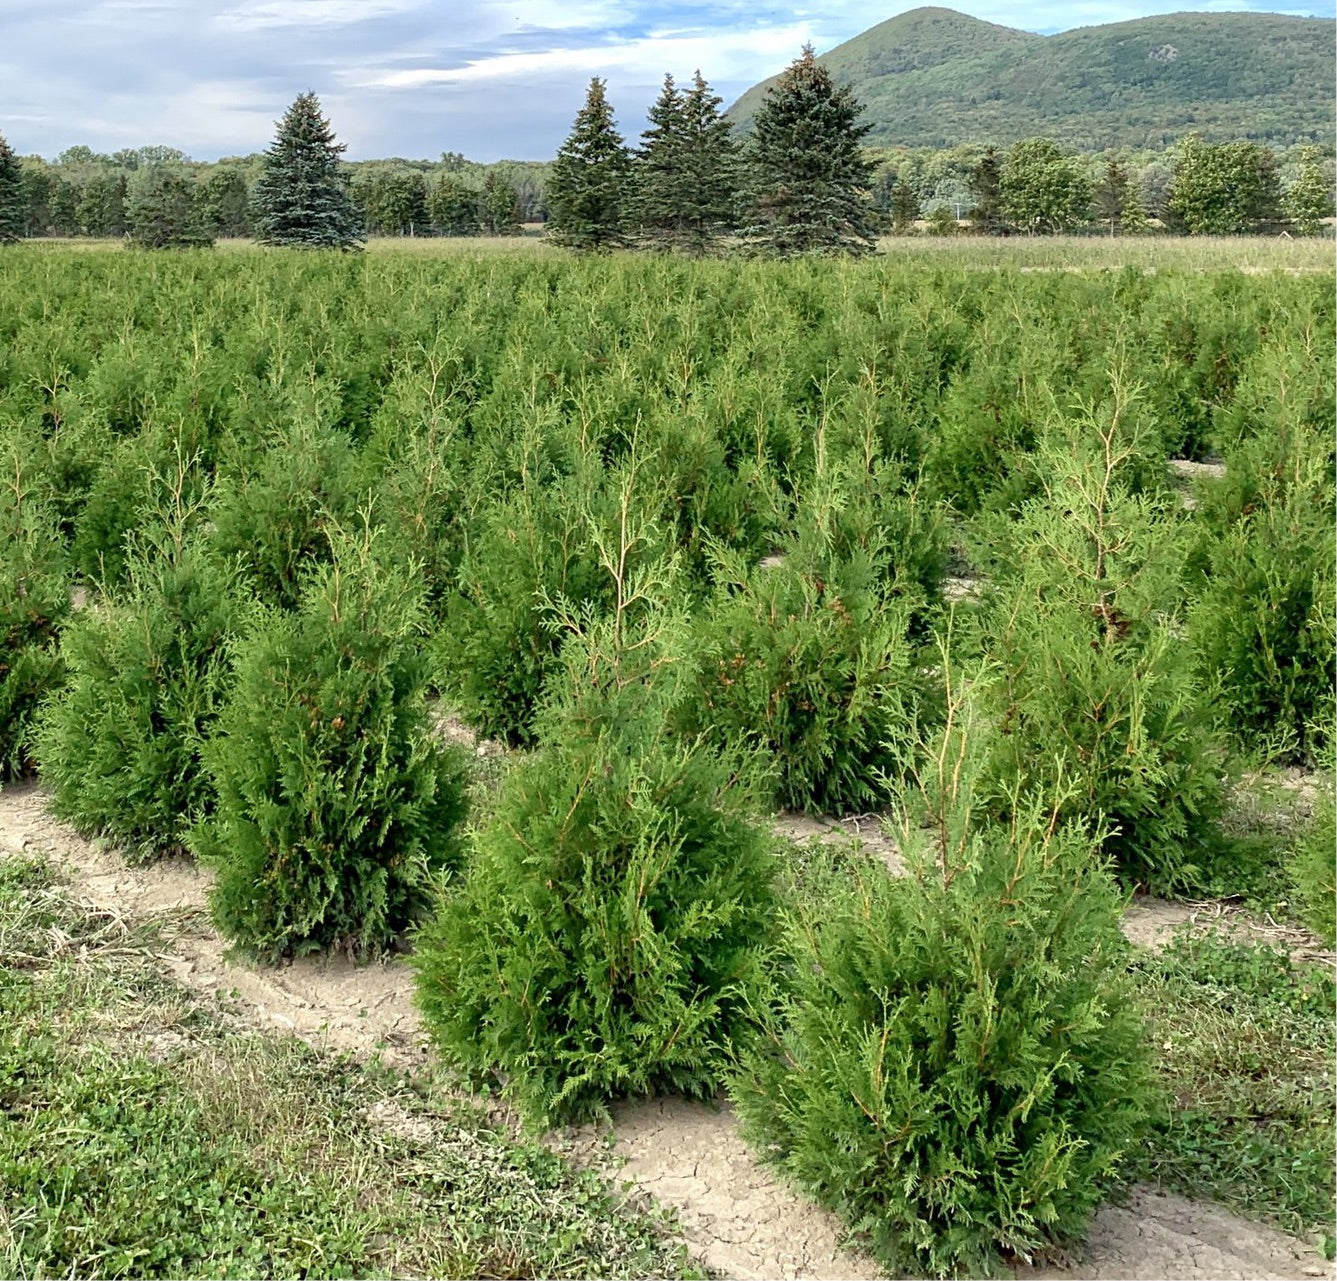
[[1, 780, 1329, 1281]]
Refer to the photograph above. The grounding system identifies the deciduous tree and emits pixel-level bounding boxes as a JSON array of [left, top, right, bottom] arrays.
[[1001, 138, 1092, 234]]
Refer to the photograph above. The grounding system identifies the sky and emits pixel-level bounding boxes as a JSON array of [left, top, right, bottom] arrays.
[[1, 0, 1332, 163]]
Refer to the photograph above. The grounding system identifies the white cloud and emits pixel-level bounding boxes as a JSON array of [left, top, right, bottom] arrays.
[[212, 0, 424, 31]]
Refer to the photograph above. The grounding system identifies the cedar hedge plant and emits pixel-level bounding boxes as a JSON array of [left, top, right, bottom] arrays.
[[193, 523, 467, 960], [735, 694, 1153, 1279], [36, 530, 237, 861], [415, 525, 780, 1127]]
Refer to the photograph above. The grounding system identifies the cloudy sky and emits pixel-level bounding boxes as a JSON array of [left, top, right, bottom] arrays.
[[2, 0, 1331, 162]]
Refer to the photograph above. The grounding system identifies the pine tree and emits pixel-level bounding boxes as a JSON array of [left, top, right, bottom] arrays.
[[546, 78, 633, 252], [746, 47, 878, 256], [968, 147, 1005, 235], [636, 71, 739, 254], [0, 134, 28, 243], [1121, 184, 1151, 235], [1094, 156, 1130, 234], [252, 91, 363, 250]]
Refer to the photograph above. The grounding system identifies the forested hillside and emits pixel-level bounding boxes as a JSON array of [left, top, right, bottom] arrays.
[[728, 7, 1337, 149]]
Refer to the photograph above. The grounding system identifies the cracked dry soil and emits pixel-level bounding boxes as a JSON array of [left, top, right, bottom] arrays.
[[0, 781, 1329, 1281]]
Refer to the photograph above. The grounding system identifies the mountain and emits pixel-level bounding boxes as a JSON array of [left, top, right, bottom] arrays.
[[726, 7, 1336, 150]]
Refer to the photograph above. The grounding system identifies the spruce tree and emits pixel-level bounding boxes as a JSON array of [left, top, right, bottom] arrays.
[[252, 91, 363, 250], [636, 71, 739, 254], [546, 78, 633, 252], [746, 47, 878, 256], [1095, 156, 1130, 234], [0, 133, 26, 243]]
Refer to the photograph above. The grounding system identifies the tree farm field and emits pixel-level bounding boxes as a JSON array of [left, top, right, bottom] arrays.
[[1, 242, 1334, 1280]]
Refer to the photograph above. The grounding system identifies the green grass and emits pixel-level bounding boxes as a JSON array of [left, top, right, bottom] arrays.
[[0, 855, 699, 1280], [1134, 930, 1336, 1248]]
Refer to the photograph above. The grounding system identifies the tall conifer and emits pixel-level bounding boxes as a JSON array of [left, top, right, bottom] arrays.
[[745, 47, 878, 256], [636, 71, 740, 254], [0, 133, 25, 244], [968, 147, 1006, 234], [546, 78, 632, 252], [252, 92, 363, 250]]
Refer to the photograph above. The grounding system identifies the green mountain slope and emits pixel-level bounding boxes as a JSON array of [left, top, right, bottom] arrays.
[[727, 7, 1336, 149]]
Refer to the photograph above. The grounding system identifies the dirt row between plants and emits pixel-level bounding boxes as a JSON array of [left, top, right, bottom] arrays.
[[0, 780, 1329, 1281]]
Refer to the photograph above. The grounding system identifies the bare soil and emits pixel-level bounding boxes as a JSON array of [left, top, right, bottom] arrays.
[[1, 780, 1329, 1281]]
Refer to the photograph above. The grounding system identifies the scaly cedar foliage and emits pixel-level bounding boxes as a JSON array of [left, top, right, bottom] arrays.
[[415, 501, 780, 1127], [194, 524, 467, 960], [735, 687, 1153, 1279], [36, 461, 237, 860]]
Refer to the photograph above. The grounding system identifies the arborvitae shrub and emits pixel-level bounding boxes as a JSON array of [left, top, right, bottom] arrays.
[[209, 420, 362, 610], [735, 695, 1153, 1279], [685, 451, 938, 814], [36, 511, 237, 860], [414, 530, 780, 1127], [0, 451, 70, 778], [975, 400, 1223, 892], [194, 525, 467, 960], [1186, 422, 1335, 763], [439, 465, 666, 746]]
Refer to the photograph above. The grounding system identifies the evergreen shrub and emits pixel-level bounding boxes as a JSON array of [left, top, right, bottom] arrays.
[[975, 398, 1223, 891], [0, 448, 70, 778], [735, 692, 1153, 1278], [36, 498, 236, 860], [1288, 773, 1335, 947], [414, 525, 780, 1127], [194, 524, 467, 960], [686, 453, 937, 814], [1186, 422, 1335, 763]]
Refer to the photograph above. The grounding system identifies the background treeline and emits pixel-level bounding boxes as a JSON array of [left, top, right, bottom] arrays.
[[3, 104, 1332, 244]]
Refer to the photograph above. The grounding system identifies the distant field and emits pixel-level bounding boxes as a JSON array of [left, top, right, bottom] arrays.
[[16, 232, 1335, 272]]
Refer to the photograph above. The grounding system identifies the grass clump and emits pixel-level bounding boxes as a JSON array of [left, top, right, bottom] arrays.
[[193, 521, 467, 960], [734, 686, 1153, 1279], [415, 508, 780, 1127], [1136, 931, 1336, 1241], [0, 855, 700, 1280], [1288, 774, 1336, 945]]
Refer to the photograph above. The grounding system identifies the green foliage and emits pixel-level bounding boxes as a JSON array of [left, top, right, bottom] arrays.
[[198, 166, 251, 238], [251, 92, 363, 250], [209, 420, 363, 610], [0, 132, 22, 244], [745, 46, 879, 256], [890, 177, 920, 233], [1288, 774, 1336, 946], [414, 521, 780, 1128], [1284, 146, 1335, 236], [546, 78, 633, 252], [126, 168, 213, 249], [77, 174, 129, 238], [975, 386, 1224, 891], [686, 450, 940, 814], [967, 148, 1005, 233], [1167, 134, 1282, 234], [193, 524, 468, 960], [634, 71, 740, 254], [0, 443, 70, 778], [478, 171, 522, 236], [1136, 931, 1335, 1235], [428, 175, 480, 235], [735, 704, 1152, 1279], [0, 858, 700, 1281], [1186, 420, 1335, 762], [726, 9, 1335, 152], [35, 468, 237, 860], [1000, 138, 1092, 234], [353, 167, 429, 237]]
